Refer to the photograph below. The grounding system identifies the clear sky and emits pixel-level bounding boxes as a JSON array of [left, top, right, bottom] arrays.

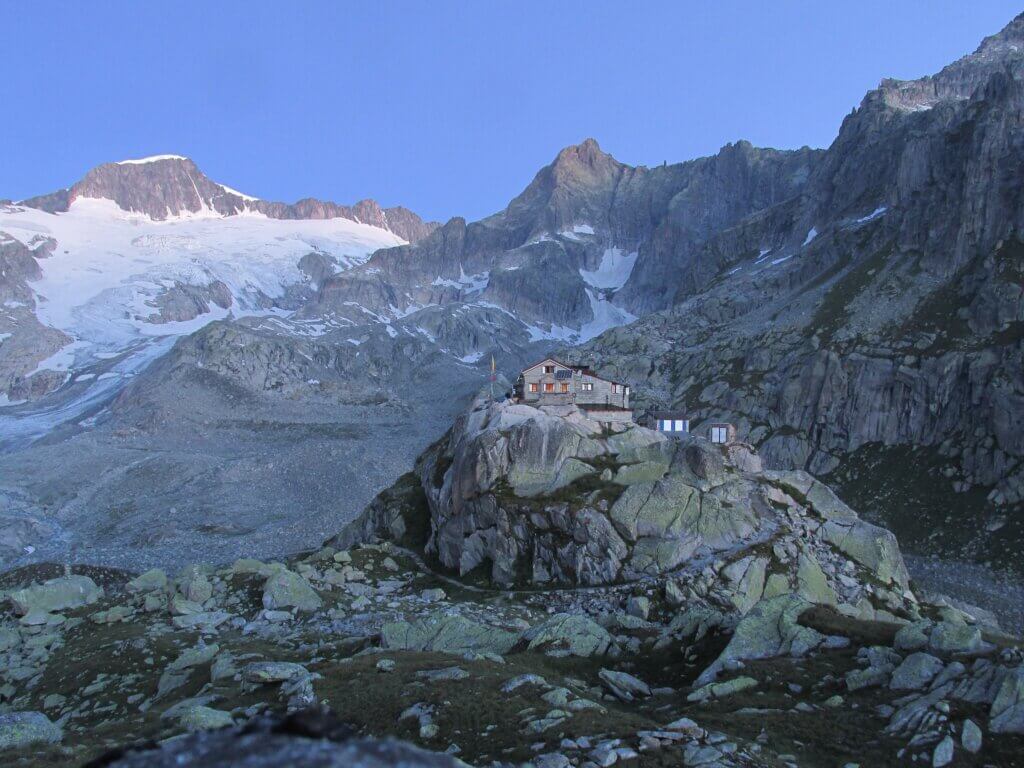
[[2, 1, 1021, 222]]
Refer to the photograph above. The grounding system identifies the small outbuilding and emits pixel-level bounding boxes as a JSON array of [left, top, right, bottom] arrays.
[[708, 422, 737, 444], [648, 411, 690, 436]]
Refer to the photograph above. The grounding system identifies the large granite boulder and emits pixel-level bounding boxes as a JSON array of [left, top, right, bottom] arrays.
[[7, 575, 103, 617], [381, 613, 520, 656], [695, 594, 821, 685], [523, 613, 614, 657], [262, 570, 322, 612]]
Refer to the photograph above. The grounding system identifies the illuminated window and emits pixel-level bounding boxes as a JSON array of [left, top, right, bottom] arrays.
[[544, 382, 554, 392], [561, 382, 569, 392], [529, 383, 538, 393]]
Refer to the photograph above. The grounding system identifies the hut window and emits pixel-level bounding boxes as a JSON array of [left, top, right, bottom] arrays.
[[529, 383, 538, 393], [544, 382, 554, 392]]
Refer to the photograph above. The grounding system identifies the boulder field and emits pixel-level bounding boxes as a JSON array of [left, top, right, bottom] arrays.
[[0, 396, 1020, 767]]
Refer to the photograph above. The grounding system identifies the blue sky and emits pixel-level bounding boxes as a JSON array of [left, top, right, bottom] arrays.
[[2, 2, 1021, 222]]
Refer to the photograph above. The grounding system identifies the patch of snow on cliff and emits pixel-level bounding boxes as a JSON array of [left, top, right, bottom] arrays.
[[430, 266, 489, 293], [458, 267, 489, 293], [802, 228, 818, 246], [578, 289, 636, 341], [217, 182, 260, 202], [754, 248, 772, 264], [855, 206, 888, 223], [431, 276, 462, 288], [115, 154, 188, 165], [579, 248, 638, 291], [573, 223, 595, 235], [30, 340, 90, 376], [524, 289, 636, 344]]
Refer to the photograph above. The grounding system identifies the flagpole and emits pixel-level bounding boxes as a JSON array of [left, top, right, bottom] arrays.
[[490, 355, 496, 402]]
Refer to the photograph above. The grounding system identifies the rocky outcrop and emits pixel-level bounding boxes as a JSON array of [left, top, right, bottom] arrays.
[[347, 394, 915, 614]]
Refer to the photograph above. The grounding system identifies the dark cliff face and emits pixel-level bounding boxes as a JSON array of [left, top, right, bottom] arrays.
[[569, 13, 1024, 573], [19, 156, 438, 243]]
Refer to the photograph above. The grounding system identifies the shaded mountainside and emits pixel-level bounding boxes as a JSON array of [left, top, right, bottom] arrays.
[[565, 13, 1024, 575]]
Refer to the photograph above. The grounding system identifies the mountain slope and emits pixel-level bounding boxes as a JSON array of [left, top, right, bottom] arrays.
[[569, 12, 1024, 575], [305, 138, 819, 338], [0, 156, 436, 411]]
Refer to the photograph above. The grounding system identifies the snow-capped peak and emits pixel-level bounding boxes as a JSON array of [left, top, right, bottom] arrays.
[[115, 154, 190, 165]]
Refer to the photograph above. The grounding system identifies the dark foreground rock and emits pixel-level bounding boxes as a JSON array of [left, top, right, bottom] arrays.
[[86, 707, 466, 768]]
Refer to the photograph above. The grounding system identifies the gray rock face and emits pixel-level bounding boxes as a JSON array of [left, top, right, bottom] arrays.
[[568, 15, 1024, 570], [0, 233, 73, 401], [395, 394, 912, 592]]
